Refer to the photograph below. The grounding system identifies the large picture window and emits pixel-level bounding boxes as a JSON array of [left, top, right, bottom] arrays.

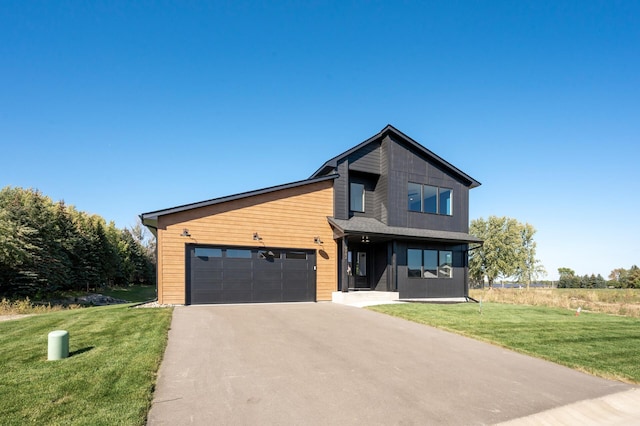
[[407, 183, 453, 216], [407, 248, 453, 278]]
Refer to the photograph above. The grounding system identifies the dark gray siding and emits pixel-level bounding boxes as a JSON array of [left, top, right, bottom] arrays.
[[334, 160, 349, 219], [373, 244, 388, 291], [348, 141, 380, 174], [386, 136, 470, 232], [333, 141, 385, 221], [376, 138, 389, 223]]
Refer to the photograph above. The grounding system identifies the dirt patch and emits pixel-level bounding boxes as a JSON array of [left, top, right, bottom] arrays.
[[0, 314, 33, 322]]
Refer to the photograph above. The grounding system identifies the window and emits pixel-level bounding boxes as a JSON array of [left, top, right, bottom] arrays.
[[423, 185, 438, 214], [438, 251, 453, 278], [355, 252, 367, 276], [407, 249, 422, 277], [226, 249, 252, 258], [195, 248, 222, 258], [408, 183, 422, 212], [350, 182, 365, 212], [285, 251, 307, 260], [439, 189, 452, 215], [407, 183, 453, 216], [407, 249, 453, 278], [423, 250, 438, 278]]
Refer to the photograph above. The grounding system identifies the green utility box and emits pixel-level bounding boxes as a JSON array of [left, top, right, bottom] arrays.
[[48, 330, 69, 361]]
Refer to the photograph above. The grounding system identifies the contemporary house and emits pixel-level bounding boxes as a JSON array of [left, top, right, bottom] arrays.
[[141, 125, 481, 305]]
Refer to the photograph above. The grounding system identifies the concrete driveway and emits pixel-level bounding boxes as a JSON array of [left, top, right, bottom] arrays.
[[147, 303, 633, 425]]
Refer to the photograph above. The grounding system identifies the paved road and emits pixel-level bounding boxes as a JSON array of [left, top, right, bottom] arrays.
[[147, 303, 632, 425]]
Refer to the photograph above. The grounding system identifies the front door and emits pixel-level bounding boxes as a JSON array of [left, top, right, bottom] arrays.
[[348, 250, 369, 289]]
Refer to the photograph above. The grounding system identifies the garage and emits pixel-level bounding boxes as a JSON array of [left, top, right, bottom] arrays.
[[186, 245, 317, 304]]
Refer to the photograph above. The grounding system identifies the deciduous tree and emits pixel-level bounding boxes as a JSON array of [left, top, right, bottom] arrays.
[[469, 216, 544, 287]]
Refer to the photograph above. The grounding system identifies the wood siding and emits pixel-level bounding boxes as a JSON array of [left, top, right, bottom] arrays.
[[156, 181, 335, 304]]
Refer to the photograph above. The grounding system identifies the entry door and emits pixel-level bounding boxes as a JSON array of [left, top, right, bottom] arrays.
[[348, 250, 369, 289]]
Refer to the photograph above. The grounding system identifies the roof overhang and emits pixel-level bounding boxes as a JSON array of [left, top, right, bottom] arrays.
[[310, 124, 481, 189], [327, 216, 483, 244]]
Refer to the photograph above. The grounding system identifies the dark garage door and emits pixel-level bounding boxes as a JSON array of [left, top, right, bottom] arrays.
[[187, 245, 316, 304]]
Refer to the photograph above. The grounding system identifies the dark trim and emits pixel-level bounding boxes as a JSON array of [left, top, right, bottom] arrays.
[[310, 125, 481, 188], [141, 174, 338, 222]]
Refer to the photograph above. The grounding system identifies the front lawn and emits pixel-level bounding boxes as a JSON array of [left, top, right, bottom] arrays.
[[0, 304, 172, 425], [369, 302, 640, 384]]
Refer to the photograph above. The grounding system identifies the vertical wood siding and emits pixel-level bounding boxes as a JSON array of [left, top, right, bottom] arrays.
[[156, 181, 336, 304]]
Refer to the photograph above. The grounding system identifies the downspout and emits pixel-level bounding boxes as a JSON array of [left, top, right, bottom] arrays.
[[341, 236, 349, 292], [465, 243, 483, 303]]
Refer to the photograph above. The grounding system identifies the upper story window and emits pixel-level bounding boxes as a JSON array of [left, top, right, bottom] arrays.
[[408, 183, 452, 216], [350, 182, 365, 212]]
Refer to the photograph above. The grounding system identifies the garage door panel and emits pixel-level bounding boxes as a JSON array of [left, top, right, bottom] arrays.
[[254, 280, 282, 292], [221, 291, 253, 303], [192, 281, 223, 292], [252, 288, 283, 303], [188, 245, 316, 304]]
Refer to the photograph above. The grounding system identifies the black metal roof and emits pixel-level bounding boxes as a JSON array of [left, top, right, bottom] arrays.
[[328, 216, 483, 244], [140, 174, 338, 224], [310, 124, 481, 189]]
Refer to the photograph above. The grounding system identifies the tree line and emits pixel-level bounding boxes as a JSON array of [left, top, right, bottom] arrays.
[[0, 186, 155, 298], [556, 268, 607, 288], [557, 266, 640, 289]]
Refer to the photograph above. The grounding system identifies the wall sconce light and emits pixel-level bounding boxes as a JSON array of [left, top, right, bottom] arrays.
[[259, 250, 275, 259], [253, 232, 262, 241], [361, 235, 370, 243], [181, 228, 191, 237], [314, 236, 323, 245]]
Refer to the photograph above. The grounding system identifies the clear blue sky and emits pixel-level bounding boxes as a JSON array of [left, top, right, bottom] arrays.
[[2, 1, 639, 280]]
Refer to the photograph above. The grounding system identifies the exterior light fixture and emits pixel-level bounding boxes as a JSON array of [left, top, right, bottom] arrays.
[[253, 232, 262, 241], [181, 228, 191, 237], [314, 236, 323, 245], [361, 235, 370, 243], [259, 250, 275, 259]]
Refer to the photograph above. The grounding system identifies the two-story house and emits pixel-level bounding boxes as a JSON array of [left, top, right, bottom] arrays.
[[141, 125, 481, 305]]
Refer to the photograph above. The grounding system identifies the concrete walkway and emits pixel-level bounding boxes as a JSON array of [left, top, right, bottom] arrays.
[[147, 303, 636, 425]]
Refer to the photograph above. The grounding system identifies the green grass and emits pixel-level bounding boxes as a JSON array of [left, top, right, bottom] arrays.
[[100, 285, 157, 303], [0, 304, 172, 425], [369, 302, 640, 384]]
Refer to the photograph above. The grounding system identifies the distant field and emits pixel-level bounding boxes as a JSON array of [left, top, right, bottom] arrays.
[[470, 288, 640, 317], [369, 302, 640, 384]]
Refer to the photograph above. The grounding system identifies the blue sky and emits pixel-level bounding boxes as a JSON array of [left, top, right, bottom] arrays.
[[1, 1, 638, 280]]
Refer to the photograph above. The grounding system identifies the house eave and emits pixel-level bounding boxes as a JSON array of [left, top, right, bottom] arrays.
[[140, 174, 338, 222], [310, 124, 481, 189], [327, 216, 483, 244]]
